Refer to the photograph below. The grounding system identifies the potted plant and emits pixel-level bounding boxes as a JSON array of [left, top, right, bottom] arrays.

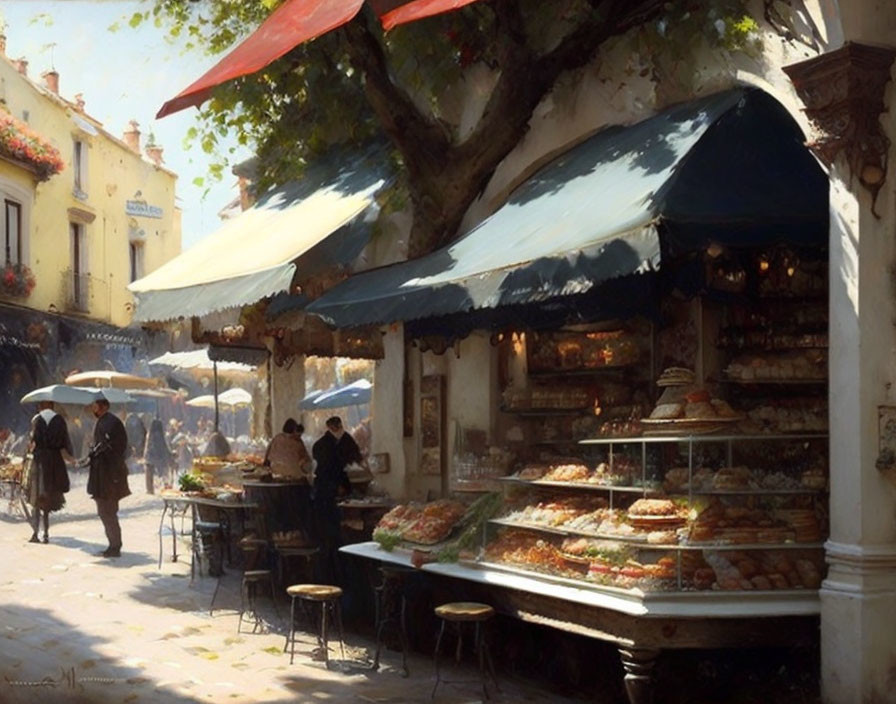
[[0, 262, 36, 298]]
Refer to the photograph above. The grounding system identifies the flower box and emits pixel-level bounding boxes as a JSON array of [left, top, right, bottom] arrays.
[[0, 110, 64, 182]]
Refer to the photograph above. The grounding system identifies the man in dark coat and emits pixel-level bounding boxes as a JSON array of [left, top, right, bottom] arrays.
[[27, 401, 74, 544], [87, 398, 130, 558], [311, 416, 359, 583]]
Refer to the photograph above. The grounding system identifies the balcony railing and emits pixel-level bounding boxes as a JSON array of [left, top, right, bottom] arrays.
[[60, 269, 92, 313]]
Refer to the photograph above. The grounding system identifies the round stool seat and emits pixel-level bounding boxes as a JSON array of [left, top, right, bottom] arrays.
[[287, 584, 342, 600], [243, 569, 272, 580], [435, 602, 494, 622]]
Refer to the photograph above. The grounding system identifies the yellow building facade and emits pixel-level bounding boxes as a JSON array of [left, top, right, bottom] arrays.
[[0, 50, 181, 327]]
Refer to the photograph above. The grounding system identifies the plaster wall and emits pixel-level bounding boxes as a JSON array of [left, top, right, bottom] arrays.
[[370, 325, 408, 499], [0, 56, 180, 327], [446, 331, 496, 453]]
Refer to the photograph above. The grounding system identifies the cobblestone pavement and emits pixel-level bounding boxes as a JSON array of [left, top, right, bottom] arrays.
[[0, 471, 584, 704]]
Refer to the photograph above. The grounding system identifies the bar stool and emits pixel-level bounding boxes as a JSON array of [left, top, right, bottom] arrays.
[[284, 584, 345, 667], [432, 601, 499, 700], [235, 538, 279, 632], [371, 564, 415, 677]]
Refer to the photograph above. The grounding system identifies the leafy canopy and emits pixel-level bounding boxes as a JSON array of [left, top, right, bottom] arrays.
[[136, 0, 759, 252]]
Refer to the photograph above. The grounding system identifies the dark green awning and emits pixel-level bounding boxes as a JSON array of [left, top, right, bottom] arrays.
[[306, 88, 826, 328]]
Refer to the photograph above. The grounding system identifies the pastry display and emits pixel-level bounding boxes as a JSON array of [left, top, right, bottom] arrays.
[[375, 499, 467, 545], [502, 495, 608, 527], [516, 464, 549, 480], [740, 399, 827, 434], [527, 329, 641, 371], [484, 529, 573, 575], [725, 351, 826, 382], [541, 463, 591, 482], [487, 288, 827, 597], [642, 386, 741, 432], [657, 367, 696, 387]]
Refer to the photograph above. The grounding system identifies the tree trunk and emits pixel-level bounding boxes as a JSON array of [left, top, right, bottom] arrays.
[[346, 1, 666, 258]]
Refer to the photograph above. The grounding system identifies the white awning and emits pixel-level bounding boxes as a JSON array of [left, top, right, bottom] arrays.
[[129, 151, 389, 323]]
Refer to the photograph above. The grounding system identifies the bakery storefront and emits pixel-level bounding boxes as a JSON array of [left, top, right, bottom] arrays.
[[306, 87, 829, 702]]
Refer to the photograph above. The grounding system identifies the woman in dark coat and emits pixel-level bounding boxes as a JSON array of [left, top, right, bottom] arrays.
[[27, 401, 74, 544]]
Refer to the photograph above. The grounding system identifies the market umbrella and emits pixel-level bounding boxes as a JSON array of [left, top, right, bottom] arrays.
[[218, 388, 252, 407], [64, 370, 160, 390], [149, 350, 256, 436], [21, 385, 133, 405], [299, 379, 372, 410], [149, 350, 254, 376], [188, 388, 252, 435]]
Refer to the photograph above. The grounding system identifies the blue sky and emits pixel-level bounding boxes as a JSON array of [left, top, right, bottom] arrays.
[[1, 0, 252, 249]]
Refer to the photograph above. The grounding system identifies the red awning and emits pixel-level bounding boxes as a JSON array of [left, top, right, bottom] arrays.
[[380, 0, 482, 30], [157, 0, 485, 119], [157, 0, 365, 118]]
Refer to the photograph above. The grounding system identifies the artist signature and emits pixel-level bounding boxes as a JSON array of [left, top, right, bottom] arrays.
[[4, 666, 122, 689]]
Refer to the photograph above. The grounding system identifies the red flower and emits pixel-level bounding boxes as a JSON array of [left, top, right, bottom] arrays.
[[0, 108, 64, 181]]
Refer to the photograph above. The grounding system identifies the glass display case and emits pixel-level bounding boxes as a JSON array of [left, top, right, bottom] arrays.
[[479, 433, 827, 596]]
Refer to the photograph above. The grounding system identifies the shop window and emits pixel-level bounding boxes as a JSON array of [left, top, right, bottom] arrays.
[[73, 138, 87, 199], [4, 199, 21, 265], [69, 221, 88, 311], [129, 241, 144, 283]]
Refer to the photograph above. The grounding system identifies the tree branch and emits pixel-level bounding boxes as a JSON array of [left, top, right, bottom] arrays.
[[341, 4, 451, 175]]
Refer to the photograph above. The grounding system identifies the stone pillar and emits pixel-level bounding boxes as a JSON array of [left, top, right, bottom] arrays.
[[269, 354, 305, 437], [786, 42, 896, 704]]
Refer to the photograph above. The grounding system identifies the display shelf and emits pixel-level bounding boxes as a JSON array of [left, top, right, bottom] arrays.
[[340, 543, 822, 618], [719, 377, 827, 386], [475, 558, 821, 609], [527, 367, 633, 378], [533, 439, 588, 446], [498, 476, 824, 496], [450, 478, 506, 493], [500, 406, 593, 416], [498, 476, 658, 494], [666, 487, 826, 496], [489, 518, 825, 552], [579, 432, 827, 445], [716, 344, 828, 353]]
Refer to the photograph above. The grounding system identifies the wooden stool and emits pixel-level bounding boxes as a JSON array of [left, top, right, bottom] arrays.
[[432, 602, 499, 700], [285, 584, 345, 667]]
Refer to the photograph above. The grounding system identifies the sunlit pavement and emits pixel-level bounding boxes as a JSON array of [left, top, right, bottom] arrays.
[[0, 471, 581, 704]]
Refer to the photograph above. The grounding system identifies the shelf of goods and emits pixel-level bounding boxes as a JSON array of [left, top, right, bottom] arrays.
[[476, 433, 827, 616]]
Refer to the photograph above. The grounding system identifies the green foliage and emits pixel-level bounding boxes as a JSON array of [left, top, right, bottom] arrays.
[[437, 492, 503, 563], [178, 472, 204, 492], [138, 0, 762, 209], [373, 528, 401, 552]]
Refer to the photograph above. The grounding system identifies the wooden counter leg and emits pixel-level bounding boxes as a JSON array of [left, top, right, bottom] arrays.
[[618, 647, 660, 704]]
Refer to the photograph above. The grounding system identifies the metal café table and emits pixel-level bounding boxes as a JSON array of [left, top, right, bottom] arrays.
[[157, 493, 258, 577]]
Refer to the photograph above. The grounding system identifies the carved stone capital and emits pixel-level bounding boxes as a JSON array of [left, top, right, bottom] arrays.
[[784, 42, 896, 210]]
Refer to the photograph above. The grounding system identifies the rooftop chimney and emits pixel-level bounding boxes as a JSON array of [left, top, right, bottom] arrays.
[[42, 69, 59, 95], [123, 119, 140, 153], [145, 143, 164, 167], [14, 57, 27, 76], [0, 35, 6, 58], [73, 93, 85, 112]]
